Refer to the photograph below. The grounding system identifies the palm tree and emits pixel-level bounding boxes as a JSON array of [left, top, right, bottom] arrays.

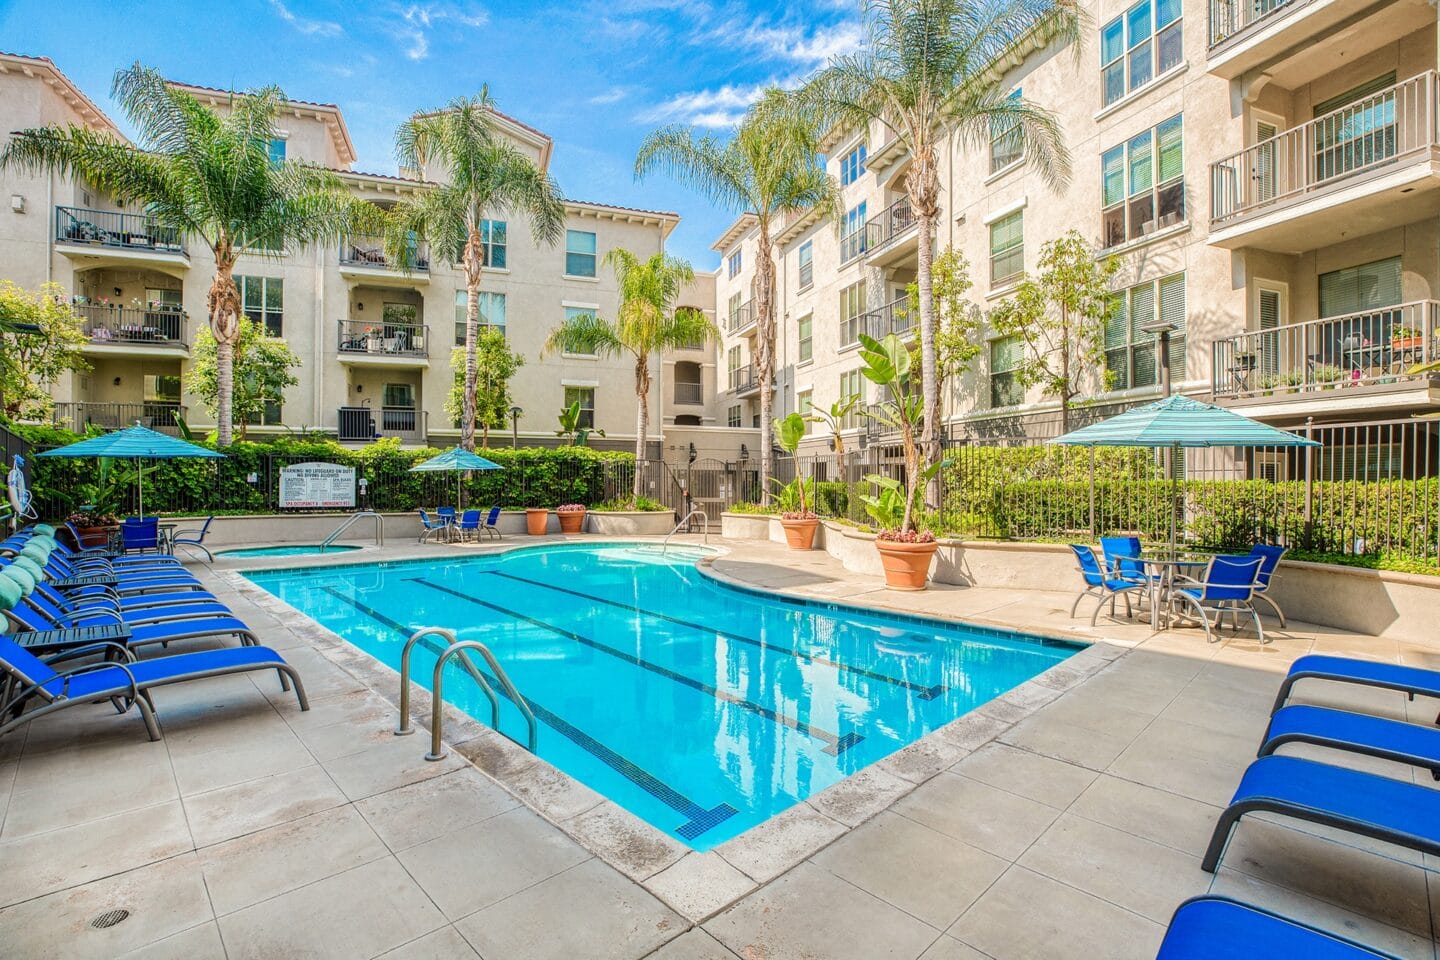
[[636, 88, 838, 504], [0, 63, 380, 446], [388, 90, 566, 452], [808, 0, 1080, 486], [543, 250, 715, 501]]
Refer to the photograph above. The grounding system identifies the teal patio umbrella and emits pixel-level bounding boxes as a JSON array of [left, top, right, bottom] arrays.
[[409, 446, 502, 508], [36, 423, 226, 518], [1050, 395, 1320, 555]]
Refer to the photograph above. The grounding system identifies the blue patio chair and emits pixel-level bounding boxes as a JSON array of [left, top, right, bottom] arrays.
[[1156, 896, 1400, 959], [1261, 704, 1440, 781], [417, 509, 448, 544], [1271, 654, 1440, 721], [1068, 544, 1145, 624], [1170, 555, 1266, 644], [481, 505, 502, 540], [1247, 544, 1287, 626], [170, 516, 215, 562], [1100, 534, 1148, 583], [1200, 754, 1440, 873], [120, 518, 161, 554], [455, 510, 482, 542], [0, 634, 308, 742]]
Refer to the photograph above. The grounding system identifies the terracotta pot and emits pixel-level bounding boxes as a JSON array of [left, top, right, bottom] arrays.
[[557, 509, 586, 534], [72, 524, 116, 549], [525, 509, 550, 536], [874, 538, 939, 591], [780, 517, 819, 550]]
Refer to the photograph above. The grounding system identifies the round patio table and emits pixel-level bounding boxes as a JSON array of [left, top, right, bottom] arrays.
[[1120, 552, 1215, 630]]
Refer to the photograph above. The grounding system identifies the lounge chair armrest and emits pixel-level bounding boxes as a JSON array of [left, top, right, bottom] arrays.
[[71, 595, 123, 614], [42, 641, 136, 666], [70, 609, 125, 627], [56, 660, 139, 702], [169, 527, 204, 540]]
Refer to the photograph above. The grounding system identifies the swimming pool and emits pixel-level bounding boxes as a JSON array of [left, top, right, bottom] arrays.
[[244, 543, 1083, 849], [219, 544, 362, 558]]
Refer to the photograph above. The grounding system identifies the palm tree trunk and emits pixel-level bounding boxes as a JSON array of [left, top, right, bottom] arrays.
[[206, 245, 241, 447], [461, 228, 484, 452], [908, 149, 941, 509], [633, 355, 650, 503], [754, 224, 776, 505]]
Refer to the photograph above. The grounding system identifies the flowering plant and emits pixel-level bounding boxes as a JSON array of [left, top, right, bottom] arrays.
[[556, 503, 586, 513], [877, 529, 935, 544]]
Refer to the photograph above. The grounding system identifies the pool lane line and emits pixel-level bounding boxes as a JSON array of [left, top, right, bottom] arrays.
[[487, 569, 947, 701], [405, 577, 865, 757], [316, 585, 738, 840]]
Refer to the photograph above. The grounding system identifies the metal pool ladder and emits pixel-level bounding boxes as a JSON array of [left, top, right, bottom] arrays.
[[661, 507, 709, 554], [395, 626, 538, 760], [321, 511, 384, 551]]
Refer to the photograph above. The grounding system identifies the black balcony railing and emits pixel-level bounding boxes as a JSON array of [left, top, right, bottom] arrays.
[[52, 401, 185, 434], [864, 196, 916, 252], [54, 206, 185, 255], [729, 363, 757, 393], [337, 406, 427, 443], [1208, 0, 1292, 48], [340, 237, 429, 272], [725, 300, 755, 334], [74, 304, 187, 346], [674, 381, 704, 405], [860, 296, 915, 340], [337, 319, 429, 358]]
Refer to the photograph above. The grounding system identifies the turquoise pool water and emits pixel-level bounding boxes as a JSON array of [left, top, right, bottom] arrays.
[[219, 544, 362, 558], [243, 543, 1082, 849]]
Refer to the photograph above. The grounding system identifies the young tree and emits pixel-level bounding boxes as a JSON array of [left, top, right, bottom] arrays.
[[187, 317, 301, 439], [904, 247, 983, 406], [388, 90, 565, 452], [989, 231, 1122, 432], [805, 395, 861, 482], [0, 281, 89, 420], [555, 401, 605, 447], [543, 249, 716, 501], [636, 87, 838, 504], [1, 63, 379, 446], [444, 330, 524, 447], [808, 0, 1079, 488]]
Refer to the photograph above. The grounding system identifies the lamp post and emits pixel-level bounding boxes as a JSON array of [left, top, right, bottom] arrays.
[[510, 406, 522, 448]]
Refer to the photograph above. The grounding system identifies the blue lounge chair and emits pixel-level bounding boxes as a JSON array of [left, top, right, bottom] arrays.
[[1100, 534, 1148, 583], [1170, 555, 1266, 644], [1248, 544, 1288, 626], [120, 518, 163, 554], [1068, 544, 1145, 624], [482, 505, 502, 540], [1262, 704, 1440, 780], [169, 516, 215, 562], [20, 581, 231, 628], [1271, 654, 1440, 722], [1200, 754, 1440, 873], [418, 509, 448, 544], [0, 634, 307, 742], [1156, 896, 1399, 959], [455, 509, 482, 541], [5, 594, 259, 651]]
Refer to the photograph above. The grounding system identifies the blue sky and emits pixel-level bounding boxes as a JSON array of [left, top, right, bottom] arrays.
[[0, 0, 863, 268]]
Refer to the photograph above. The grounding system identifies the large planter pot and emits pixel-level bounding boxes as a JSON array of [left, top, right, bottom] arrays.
[[875, 539, 939, 591], [71, 524, 116, 549], [586, 511, 676, 536], [557, 509, 586, 534], [525, 509, 550, 536], [780, 517, 819, 550]]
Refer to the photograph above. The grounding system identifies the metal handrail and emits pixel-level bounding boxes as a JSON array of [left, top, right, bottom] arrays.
[[321, 511, 383, 550], [661, 508, 709, 554], [395, 626, 538, 760]]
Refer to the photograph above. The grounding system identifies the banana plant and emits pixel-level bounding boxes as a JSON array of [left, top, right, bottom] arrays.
[[770, 412, 814, 516], [857, 333, 949, 534], [555, 400, 606, 447]]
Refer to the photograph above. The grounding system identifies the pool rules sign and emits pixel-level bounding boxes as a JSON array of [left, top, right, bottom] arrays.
[[279, 462, 356, 509]]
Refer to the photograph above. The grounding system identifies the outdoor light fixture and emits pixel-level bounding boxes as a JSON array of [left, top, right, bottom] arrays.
[[510, 405, 523, 448], [687, 442, 697, 464], [10, 195, 24, 213], [739, 443, 749, 460]]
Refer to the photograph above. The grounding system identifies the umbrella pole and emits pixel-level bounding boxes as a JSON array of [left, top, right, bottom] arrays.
[[1169, 442, 1178, 560], [138, 463, 144, 520]]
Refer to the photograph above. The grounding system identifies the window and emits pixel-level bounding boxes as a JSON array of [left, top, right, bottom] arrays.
[[989, 90, 1024, 174], [1105, 273, 1187, 389], [797, 389, 813, 418], [839, 280, 866, 346], [727, 293, 743, 331], [454, 291, 507, 343], [727, 345, 743, 391], [797, 313, 813, 363], [727, 249, 742, 278], [565, 230, 596, 277], [267, 138, 286, 165], [1101, 0, 1182, 108], [481, 220, 507, 268], [989, 210, 1024, 285], [143, 372, 180, 403], [237, 276, 282, 336], [798, 241, 813, 289], [840, 142, 867, 186], [727, 404, 741, 428], [560, 306, 597, 353], [1318, 257, 1401, 318], [563, 386, 595, 428], [840, 202, 868, 262], [144, 287, 181, 309], [989, 336, 1025, 407], [1102, 114, 1184, 249], [839, 370, 866, 428]]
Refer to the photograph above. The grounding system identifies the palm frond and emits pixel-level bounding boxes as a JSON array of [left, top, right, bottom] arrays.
[[634, 126, 751, 212], [542, 311, 623, 359]]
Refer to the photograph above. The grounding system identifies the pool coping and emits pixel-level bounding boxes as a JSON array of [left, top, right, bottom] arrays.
[[216, 543, 1132, 923]]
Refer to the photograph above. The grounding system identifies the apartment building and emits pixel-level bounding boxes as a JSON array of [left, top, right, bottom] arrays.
[[712, 0, 1440, 477], [0, 53, 700, 454]]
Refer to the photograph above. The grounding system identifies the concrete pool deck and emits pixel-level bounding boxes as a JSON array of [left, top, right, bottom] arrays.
[[0, 536, 1436, 959]]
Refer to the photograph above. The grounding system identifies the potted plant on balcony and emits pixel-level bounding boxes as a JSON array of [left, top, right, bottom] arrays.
[[772, 412, 819, 549], [856, 333, 947, 590], [1391, 325, 1423, 351], [556, 502, 587, 534]]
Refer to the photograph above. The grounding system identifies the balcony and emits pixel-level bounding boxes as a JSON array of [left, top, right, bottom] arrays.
[[839, 228, 868, 265], [74, 304, 188, 356], [336, 319, 430, 367], [860, 296, 915, 341], [729, 363, 759, 397], [1206, 0, 1435, 80], [338, 237, 430, 286], [1209, 73, 1440, 252], [336, 406, 428, 445], [674, 381, 704, 406], [1211, 300, 1440, 415], [863, 196, 918, 268], [52, 401, 185, 435], [53, 206, 188, 272], [724, 300, 756, 335]]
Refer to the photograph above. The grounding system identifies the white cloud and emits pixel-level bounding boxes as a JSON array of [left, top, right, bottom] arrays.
[[394, 2, 489, 60], [729, 18, 863, 65], [638, 83, 769, 128], [268, 0, 343, 37], [589, 86, 633, 106]]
